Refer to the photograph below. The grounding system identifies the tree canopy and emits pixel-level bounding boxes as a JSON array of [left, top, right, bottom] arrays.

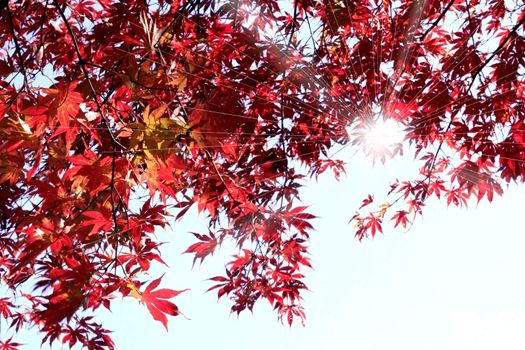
[[1, 0, 524, 348]]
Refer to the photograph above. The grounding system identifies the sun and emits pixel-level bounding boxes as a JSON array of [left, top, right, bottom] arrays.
[[362, 116, 404, 160]]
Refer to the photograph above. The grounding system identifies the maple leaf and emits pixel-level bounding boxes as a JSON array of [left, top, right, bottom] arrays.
[[128, 276, 188, 331], [184, 232, 219, 266], [364, 214, 383, 237], [359, 194, 374, 209], [0, 338, 23, 350], [82, 211, 114, 236], [391, 210, 410, 229]]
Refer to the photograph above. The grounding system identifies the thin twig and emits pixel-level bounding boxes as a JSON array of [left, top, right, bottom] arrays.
[[52, 0, 124, 149], [419, 0, 456, 42], [466, 15, 525, 92], [6, 5, 28, 86]]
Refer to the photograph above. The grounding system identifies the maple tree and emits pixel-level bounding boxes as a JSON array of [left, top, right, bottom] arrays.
[[1, 0, 524, 348]]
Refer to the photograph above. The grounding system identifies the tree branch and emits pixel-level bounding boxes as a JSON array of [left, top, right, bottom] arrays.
[[6, 5, 28, 85], [52, 0, 124, 148], [419, 0, 456, 42], [466, 15, 525, 92]]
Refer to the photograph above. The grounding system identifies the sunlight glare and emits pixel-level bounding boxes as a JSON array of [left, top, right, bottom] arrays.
[[363, 117, 404, 160]]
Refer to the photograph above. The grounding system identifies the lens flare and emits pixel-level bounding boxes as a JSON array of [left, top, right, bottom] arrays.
[[363, 117, 404, 160]]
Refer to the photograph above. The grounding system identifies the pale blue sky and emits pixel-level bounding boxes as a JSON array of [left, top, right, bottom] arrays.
[[7, 145, 525, 350], [105, 148, 525, 350]]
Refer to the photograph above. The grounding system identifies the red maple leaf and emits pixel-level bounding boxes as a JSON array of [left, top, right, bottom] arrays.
[[128, 276, 188, 331]]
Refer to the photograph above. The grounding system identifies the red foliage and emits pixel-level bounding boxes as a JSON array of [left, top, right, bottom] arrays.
[[0, 0, 524, 348], [125, 276, 187, 331]]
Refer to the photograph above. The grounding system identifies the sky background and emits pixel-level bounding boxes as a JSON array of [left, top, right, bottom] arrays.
[[7, 144, 525, 350]]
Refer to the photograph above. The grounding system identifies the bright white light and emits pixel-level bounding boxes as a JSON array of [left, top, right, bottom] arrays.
[[363, 117, 404, 159]]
